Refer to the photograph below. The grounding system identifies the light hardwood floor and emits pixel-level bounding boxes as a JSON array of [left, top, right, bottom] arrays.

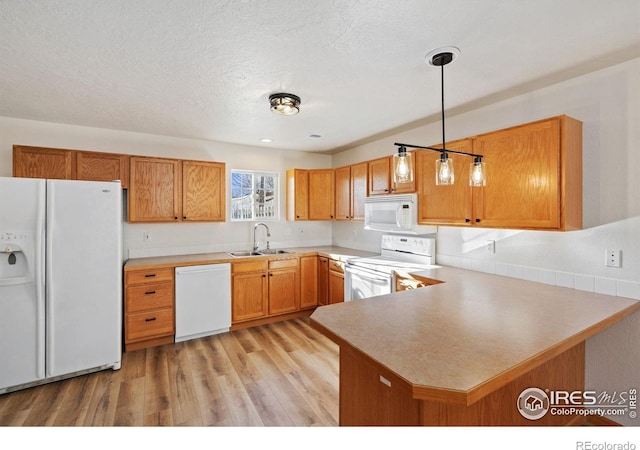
[[0, 318, 339, 426]]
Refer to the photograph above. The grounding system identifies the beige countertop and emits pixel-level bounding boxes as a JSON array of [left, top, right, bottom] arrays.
[[124, 245, 376, 270], [309, 265, 640, 405]]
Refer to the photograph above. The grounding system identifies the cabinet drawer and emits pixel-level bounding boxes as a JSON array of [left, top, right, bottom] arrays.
[[268, 258, 299, 270], [126, 308, 174, 342], [126, 267, 174, 285], [232, 260, 268, 274], [329, 259, 345, 274], [126, 281, 174, 313]]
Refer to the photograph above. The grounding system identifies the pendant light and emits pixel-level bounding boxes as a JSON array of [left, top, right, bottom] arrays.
[[392, 47, 487, 187], [393, 146, 414, 183]]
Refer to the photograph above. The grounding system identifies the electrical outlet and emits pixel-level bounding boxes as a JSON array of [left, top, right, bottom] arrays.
[[486, 240, 495, 253], [143, 232, 151, 242], [606, 249, 621, 268]]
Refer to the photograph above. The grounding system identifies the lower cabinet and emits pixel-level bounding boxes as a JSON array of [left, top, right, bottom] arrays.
[[124, 267, 175, 352], [300, 255, 318, 309], [317, 256, 329, 306], [328, 259, 345, 304], [232, 257, 300, 325]]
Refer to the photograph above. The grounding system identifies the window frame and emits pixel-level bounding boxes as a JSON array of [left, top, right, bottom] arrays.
[[230, 169, 280, 222]]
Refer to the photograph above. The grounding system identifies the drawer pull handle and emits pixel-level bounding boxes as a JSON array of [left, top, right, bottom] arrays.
[[145, 290, 156, 295], [379, 375, 391, 387], [144, 274, 156, 278], [145, 317, 157, 322]]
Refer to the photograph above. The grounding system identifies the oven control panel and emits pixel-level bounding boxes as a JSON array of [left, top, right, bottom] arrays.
[[381, 234, 435, 256]]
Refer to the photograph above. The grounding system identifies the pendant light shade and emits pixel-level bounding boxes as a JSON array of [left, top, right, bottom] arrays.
[[469, 157, 487, 187], [435, 154, 455, 185], [269, 93, 301, 115], [393, 146, 414, 183]]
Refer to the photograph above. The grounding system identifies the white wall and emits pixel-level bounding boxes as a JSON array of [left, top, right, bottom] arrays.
[[0, 117, 334, 258], [332, 56, 640, 425]]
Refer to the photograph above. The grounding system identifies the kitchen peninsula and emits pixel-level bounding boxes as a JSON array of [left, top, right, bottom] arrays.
[[310, 266, 640, 426]]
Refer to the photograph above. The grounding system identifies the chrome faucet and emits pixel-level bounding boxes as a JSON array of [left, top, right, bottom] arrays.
[[253, 222, 271, 251]]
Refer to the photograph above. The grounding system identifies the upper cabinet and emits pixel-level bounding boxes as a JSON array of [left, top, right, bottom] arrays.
[[308, 169, 335, 220], [182, 160, 225, 222], [76, 151, 130, 189], [13, 146, 76, 180], [335, 162, 368, 221], [417, 115, 582, 231], [286, 169, 309, 221], [368, 154, 416, 196], [128, 156, 225, 223], [13, 145, 129, 187]]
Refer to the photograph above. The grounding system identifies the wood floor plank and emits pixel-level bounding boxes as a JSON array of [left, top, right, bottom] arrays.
[[0, 318, 340, 427]]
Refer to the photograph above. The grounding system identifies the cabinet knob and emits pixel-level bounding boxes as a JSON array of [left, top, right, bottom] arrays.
[[262, 274, 266, 278], [475, 218, 481, 223], [330, 215, 334, 219], [296, 215, 300, 218], [174, 216, 178, 220], [384, 189, 389, 192], [183, 216, 187, 219], [269, 273, 273, 277]]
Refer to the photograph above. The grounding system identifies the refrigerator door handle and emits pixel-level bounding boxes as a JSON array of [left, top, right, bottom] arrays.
[[45, 181, 55, 377]]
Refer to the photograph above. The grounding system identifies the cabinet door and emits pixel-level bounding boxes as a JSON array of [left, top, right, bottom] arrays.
[[268, 268, 299, 315], [328, 269, 344, 304], [300, 256, 318, 309], [350, 162, 368, 220], [128, 156, 182, 223], [76, 151, 129, 189], [13, 146, 75, 179], [474, 118, 561, 229], [287, 169, 309, 220], [417, 140, 474, 226], [232, 271, 268, 323], [368, 157, 391, 195], [334, 166, 351, 221], [308, 169, 335, 220], [317, 257, 329, 306], [182, 160, 225, 222]]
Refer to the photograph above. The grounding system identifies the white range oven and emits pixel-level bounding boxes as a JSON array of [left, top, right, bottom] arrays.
[[344, 234, 436, 301]]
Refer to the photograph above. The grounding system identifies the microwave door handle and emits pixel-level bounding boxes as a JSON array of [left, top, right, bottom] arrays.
[[396, 204, 403, 227]]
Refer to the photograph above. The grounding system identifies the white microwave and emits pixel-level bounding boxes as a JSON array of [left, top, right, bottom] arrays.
[[364, 193, 420, 234]]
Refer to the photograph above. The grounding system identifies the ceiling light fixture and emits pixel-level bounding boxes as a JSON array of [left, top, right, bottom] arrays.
[[269, 93, 301, 116], [392, 47, 486, 187]]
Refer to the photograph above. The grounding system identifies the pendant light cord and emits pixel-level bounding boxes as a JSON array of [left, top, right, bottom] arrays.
[[441, 63, 446, 156]]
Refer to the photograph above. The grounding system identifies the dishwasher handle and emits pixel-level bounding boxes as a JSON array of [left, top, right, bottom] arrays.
[[175, 264, 231, 276]]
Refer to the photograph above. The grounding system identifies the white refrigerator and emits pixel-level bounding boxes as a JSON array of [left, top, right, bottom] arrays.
[[0, 177, 122, 394]]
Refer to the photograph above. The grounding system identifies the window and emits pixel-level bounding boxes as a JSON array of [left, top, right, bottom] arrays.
[[231, 170, 279, 221]]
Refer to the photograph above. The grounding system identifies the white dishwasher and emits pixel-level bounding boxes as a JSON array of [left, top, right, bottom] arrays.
[[175, 263, 231, 343]]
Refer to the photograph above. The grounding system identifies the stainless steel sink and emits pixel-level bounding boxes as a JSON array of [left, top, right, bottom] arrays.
[[227, 249, 295, 257], [227, 250, 262, 257], [256, 249, 294, 255]]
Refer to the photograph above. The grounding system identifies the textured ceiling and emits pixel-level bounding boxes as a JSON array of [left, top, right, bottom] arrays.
[[1, 0, 639, 153]]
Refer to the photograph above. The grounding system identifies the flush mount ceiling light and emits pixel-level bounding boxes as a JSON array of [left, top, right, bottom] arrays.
[[392, 46, 487, 187], [269, 93, 301, 116]]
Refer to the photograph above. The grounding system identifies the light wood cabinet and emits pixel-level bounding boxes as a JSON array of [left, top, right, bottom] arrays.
[[368, 155, 416, 196], [13, 145, 75, 180], [124, 267, 175, 352], [268, 258, 300, 315], [128, 156, 182, 222], [128, 157, 225, 223], [328, 258, 345, 304], [13, 145, 130, 187], [417, 115, 582, 231], [300, 255, 318, 309], [76, 151, 130, 189], [286, 169, 309, 220], [232, 257, 300, 324], [182, 160, 225, 221], [317, 256, 329, 306], [335, 162, 368, 221], [232, 261, 269, 323], [308, 169, 335, 220]]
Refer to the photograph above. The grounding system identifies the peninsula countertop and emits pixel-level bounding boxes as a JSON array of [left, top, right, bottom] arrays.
[[309, 265, 640, 406]]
